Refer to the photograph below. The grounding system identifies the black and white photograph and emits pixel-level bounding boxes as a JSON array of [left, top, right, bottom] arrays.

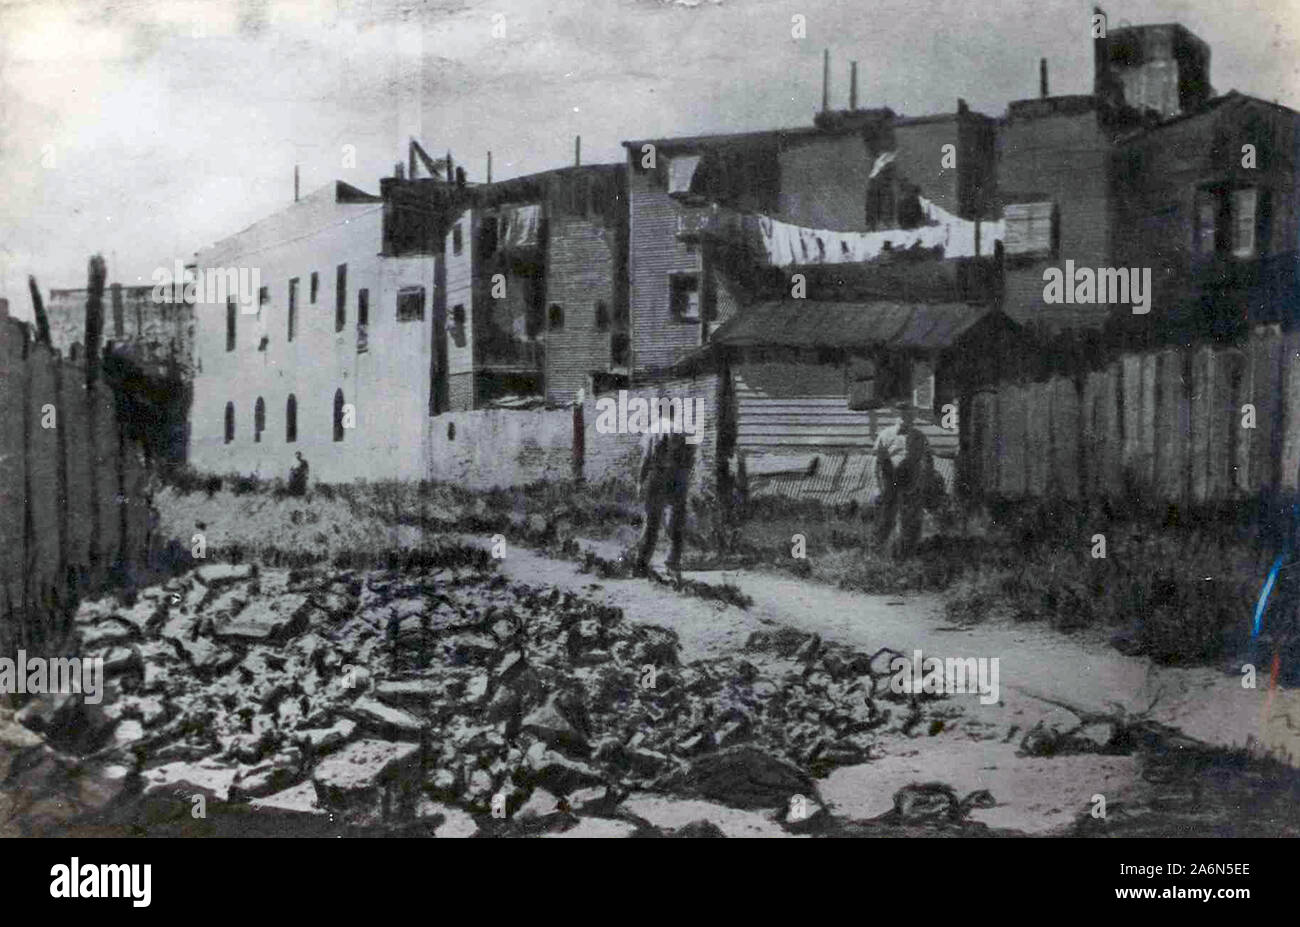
[[0, 0, 1297, 904]]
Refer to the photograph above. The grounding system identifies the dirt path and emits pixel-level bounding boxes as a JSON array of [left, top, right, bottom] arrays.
[[438, 530, 1300, 834]]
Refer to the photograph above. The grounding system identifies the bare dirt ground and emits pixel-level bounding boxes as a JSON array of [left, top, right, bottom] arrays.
[[5, 486, 1298, 838]]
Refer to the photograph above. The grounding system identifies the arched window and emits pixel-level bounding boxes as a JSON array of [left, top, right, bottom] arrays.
[[254, 397, 265, 443], [286, 394, 297, 443], [224, 402, 235, 444], [333, 389, 345, 442]]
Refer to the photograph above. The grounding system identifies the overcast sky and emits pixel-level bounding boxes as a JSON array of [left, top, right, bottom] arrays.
[[1, 0, 1297, 316]]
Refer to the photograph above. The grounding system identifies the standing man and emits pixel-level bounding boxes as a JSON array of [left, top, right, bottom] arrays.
[[873, 402, 937, 559], [288, 451, 310, 497], [635, 396, 695, 576]]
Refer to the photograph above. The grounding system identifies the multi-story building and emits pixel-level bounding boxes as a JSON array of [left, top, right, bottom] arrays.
[[437, 164, 628, 408]]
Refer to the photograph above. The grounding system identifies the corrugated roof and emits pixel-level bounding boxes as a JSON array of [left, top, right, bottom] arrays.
[[712, 301, 1006, 351]]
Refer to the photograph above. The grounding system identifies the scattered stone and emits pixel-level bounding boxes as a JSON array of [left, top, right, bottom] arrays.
[[667, 746, 819, 811], [312, 739, 421, 822], [343, 697, 423, 742]]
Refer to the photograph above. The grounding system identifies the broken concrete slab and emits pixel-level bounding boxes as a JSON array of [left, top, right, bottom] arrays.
[[343, 697, 423, 741], [217, 594, 310, 644], [312, 739, 421, 822]]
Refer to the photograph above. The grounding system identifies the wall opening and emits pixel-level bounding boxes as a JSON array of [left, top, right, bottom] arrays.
[[286, 393, 297, 443], [224, 401, 235, 444], [336, 264, 347, 332], [254, 396, 265, 443], [333, 388, 345, 442]]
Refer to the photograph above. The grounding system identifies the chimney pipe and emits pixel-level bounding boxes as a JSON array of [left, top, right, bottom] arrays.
[[1040, 58, 1049, 98], [487, 150, 492, 183], [821, 49, 829, 112], [850, 61, 858, 110], [395, 162, 405, 180], [294, 164, 299, 202], [575, 135, 581, 167], [409, 140, 417, 180], [446, 151, 453, 182]]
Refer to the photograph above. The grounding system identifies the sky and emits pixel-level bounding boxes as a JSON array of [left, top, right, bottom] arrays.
[[1, 0, 1297, 316]]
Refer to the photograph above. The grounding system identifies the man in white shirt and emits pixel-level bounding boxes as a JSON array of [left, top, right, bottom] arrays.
[[634, 398, 694, 576], [873, 403, 936, 559]]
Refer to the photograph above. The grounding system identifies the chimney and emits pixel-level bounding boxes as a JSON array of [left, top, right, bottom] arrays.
[[575, 135, 581, 167], [487, 150, 492, 183], [456, 166, 465, 188], [850, 61, 858, 110], [294, 164, 299, 202], [395, 162, 405, 180], [821, 49, 830, 112], [445, 151, 453, 182], [1040, 58, 1049, 98], [409, 140, 417, 180]]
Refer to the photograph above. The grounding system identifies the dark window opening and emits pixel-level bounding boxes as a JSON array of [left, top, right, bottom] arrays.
[[335, 264, 347, 331], [669, 274, 700, 321], [595, 301, 610, 332], [357, 288, 369, 352], [288, 278, 299, 341], [226, 300, 236, 351], [478, 217, 498, 259], [452, 223, 463, 255], [310, 272, 319, 304], [333, 389, 345, 442], [254, 396, 265, 443], [258, 286, 269, 310], [549, 303, 564, 329], [397, 286, 426, 322], [285, 394, 297, 442], [224, 402, 235, 444]]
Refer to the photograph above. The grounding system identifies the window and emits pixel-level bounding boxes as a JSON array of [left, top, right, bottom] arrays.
[[1231, 188, 1257, 258], [357, 288, 369, 352], [595, 301, 610, 332], [254, 397, 265, 443], [224, 402, 235, 444], [397, 286, 425, 322], [288, 278, 299, 341], [453, 305, 466, 328], [1002, 202, 1058, 257], [549, 303, 564, 329], [226, 300, 236, 351], [258, 286, 269, 320], [333, 389, 345, 442], [669, 273, 700, 321], [452, 223, 463, 255], [1196, 186, 1268, 259], [335, 264, 347, 331], [310, 272, 319, 304], [478, 217, 498, 259], [285, 394, 297, 443]]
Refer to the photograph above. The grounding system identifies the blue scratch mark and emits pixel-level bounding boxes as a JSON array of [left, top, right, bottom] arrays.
[[1254, 502, 1300, 640], [1253, 554, 1284, 639]]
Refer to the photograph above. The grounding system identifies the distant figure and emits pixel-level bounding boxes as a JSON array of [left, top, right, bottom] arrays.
[[873, 404, 937, 559], [288, 451, 309, 497], [635, 400, 695, 576]]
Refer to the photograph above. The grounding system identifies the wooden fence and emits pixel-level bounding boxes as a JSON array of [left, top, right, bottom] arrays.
[[964, 325, 1300, 502], [0, 317, 150, 654]]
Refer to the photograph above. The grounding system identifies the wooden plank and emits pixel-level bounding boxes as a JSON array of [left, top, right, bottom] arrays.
[[1280, 330, 1300, 492], [1025, 381, 1051, 496], [1049, 375, 1080, 499], [1247, 326, 1283, 493], [998, 384, 1027, 498], [1153, 349, 1188, 502], [1190, 346, 1214, 502]]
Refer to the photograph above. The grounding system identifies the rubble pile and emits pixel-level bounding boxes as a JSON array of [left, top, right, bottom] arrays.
[[1, 559, 949, 836]]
